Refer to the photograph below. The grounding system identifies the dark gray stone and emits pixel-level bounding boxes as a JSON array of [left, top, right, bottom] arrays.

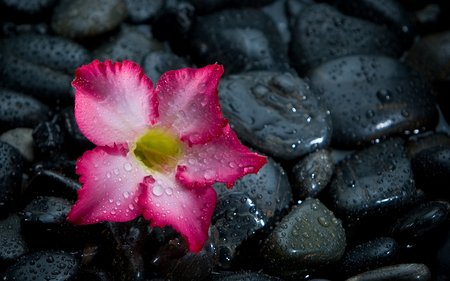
[[0, 214, 28, 262], [346, 263, 431, 281], [308, 55, 438, 148], [261, 198, 346, 277], [51, 0, 128, 40], [124, 0, 163, 23], [218, 71, 332, 160], [0, 141, 23, 216], [290, 3, 402, 76], [142, 51, 192, 84]]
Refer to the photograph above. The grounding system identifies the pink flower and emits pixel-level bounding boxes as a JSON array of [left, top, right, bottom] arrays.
[[67, 60, 267, 253]]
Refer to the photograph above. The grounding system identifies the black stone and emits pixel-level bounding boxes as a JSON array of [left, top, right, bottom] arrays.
[[345, 263, 431, 281], [325, 138, 421, 221], [142, 51, 192, 84], [206, 270, 283, 281], [433, 226, 450, 281], [0, 141, 23, 216], [214, 156, 293, 226], [0, 214, 28, 264], [337, 237, 399, 278], [92, 24, 164, 64], [389, 201, 450, 241], [261, 0, 291, 46], [124, 0, 164, 23], [0, 0, 59, 17], [211, 192, 265, 269], [291, 149, 334, 199], [308, 55, 438, 148], [408, 133, 450, 200], [218, 71, 332, 160], [32, 120, 65, 157], [188, 9, 290, 75], [322, 0, 416, 47], [0, 55, 73, 104], [0, 34, 92, 74], [3, 251, 79, 281], [51, 0, 128, 40], [261, 198, 346, 277], [185, 0, 276, 14], [290, 3, 402, 76], [0, 88, 51, 133]]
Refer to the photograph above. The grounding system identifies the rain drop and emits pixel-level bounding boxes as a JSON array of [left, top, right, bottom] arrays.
[[153, 185, 164, 196], [204, 169, 216, 180], [113, 168, 119, 175], [318, 216, 330, 227], [106, 172, 111, 178], [229, 161, 237, 168], [124, 162, 132, 171], [165, 187, 173, 195], [123, 191, 130, 198]]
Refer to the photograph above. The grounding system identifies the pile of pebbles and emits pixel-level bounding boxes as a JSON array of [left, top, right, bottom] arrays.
[[1, 0, 450, 280]]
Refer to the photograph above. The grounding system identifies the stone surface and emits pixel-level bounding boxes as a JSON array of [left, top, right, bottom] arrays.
[[308, 55, 438, 148], [142, 50, 192, 84], [291, 149, 334, 199], [346, 263, 431, 281], [0, 128, 35, 162], [0, 141, 23, 216], [290, 3, 402, 76], [0, 214, 28, 262], [189, 8, 290, 75], [261, 198, 346, 277], [326, 138, 421, 221], [124, 0, 163, 23], [51, 0, 128, 40], [0, 88, 51, 133], [218, 71, 332, 160]]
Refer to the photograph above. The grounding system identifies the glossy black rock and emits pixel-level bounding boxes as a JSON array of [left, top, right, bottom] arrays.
[[0, 141, 23, 216], [189, 9, 289, 75], [218, 71, 331, 160], [0, 214, 28, 264], [326, 138, 420, 221], [261, 198, 346, 277], [308, 55, 438, 148], [0, 88, 51, 133], [142, 51, 192, 85], [346, 263, 431, 281], [291, 149, 334, 199], [337, 237, 399, 278], [290, 3, 402, 76], [3, 251, 79, 281]]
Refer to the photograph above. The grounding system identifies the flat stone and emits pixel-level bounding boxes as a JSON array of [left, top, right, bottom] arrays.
[[142, 50, 192, 84], [346, 263, 431, 281], [290, 3, 402, 76], [0, 141, 23, 216], [0, 214, 28, 262], [0, 128, 35, 162], [308, 55, 438, 148], [218, 71, 332, 160]]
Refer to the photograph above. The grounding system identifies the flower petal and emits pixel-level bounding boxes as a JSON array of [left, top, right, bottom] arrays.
[[138, 173, 217, 253], [67, 145, 147, 225], [155, 63, 228, 145], [73, 60, 158, 147], [176, 124, 268, 188]]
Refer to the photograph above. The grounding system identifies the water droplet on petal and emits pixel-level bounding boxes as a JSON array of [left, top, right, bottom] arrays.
[[106, 172, 111, 178], [198, 83, 207, 93], [229, 161, 237, 168], [204, 169, 216, 180], [109, 198, 114, 203], [113, 168, 119, 174], [111, 210, 116, 215], [129, 203, 135, 210], [124, 162, 132, 171], [165, 187, 173, 195], [153, 185, 164, 196], [123, 191, 130, 198]]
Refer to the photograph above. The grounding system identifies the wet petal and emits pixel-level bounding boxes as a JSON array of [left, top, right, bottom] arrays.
[[138, 173, 217, 253], [73, 60, 158, 147], [155, 63, 228, 145], [176, 124, 267, 188], [67, 145, 147, 224]]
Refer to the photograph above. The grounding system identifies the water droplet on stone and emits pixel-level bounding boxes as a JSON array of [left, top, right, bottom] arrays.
[[318, 216, 330, 227]]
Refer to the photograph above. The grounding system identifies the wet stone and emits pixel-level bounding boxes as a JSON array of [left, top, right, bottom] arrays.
[[291, 149, 334, 199], [0, 141, 23, 216], [0, 128, 35, 163], [0, 0, 59, 16], [214, 156, 293, 226], [327, 0, 416, 47], [185, 0, 276, 14], [261, 0, 291, 46], [3, 250, 79, 281], [218, 71, 332, 160], [142, 51, 192, 85], [0, 55, 73, 104], [150, 227, 218, 281], [389, 201, 450, 241], [325, 138, 421, 221], [337, 237, 399, 279], [0, 214, 28, 263], [346, 263, 431, 281], [93, 24, 164, 64], [0, 34, 92, 74], [51, 0, 127, 40], [308, 55, 438, 149], [211, 192, 265, 269], [407, 133, 450, 199], [124, 0, 164, 23], [206, 270, 283, 281], [188, 8, 290, 76], [261, 198, 346, 277], [32, 120, 65, 158], [0, 88, 51, 133], [290, 3, 402, 76], [433, 226, 450, 281]]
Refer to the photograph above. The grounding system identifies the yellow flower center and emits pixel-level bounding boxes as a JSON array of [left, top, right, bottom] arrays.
[[133, 127, 184, 174]]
